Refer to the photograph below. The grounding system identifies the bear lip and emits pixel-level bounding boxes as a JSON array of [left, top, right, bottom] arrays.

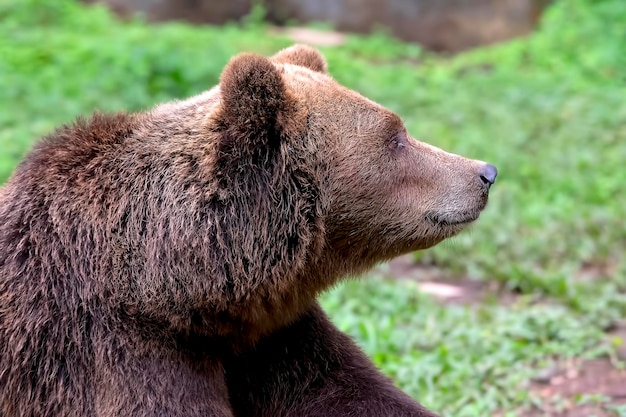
[[424, 210, 480, 226]]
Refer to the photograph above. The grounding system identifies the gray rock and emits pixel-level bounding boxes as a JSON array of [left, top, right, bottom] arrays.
[[83, 0, 552, 52]]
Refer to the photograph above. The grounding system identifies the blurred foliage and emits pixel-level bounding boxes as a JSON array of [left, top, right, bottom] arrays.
[[1, 0, 625, 415]]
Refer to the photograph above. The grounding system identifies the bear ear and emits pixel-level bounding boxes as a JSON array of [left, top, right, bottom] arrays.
[[218, 52, 292, 139], [271, 44, 328, 73]]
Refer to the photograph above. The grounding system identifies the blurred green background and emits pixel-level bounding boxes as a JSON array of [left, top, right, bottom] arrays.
[[1, 0, 625, 415]]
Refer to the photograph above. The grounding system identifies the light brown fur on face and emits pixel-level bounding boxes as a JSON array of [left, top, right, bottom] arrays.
[[273, 53, 493, 274], [0, 45, 495, 417]]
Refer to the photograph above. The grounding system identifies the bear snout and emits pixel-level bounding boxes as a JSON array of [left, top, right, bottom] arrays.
[[478, 163, 498, 190]]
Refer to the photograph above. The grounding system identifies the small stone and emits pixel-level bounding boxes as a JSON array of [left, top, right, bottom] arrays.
[[531, 365, 561, 385]]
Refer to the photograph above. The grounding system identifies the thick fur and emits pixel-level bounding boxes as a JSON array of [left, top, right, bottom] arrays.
[[0, 45, 494, 417]]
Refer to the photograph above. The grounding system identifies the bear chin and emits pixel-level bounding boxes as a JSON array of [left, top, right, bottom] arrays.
[[425, 210, 482, 227]]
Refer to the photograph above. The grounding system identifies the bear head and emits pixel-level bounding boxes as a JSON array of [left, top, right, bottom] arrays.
[[214, 44, 496, 282]]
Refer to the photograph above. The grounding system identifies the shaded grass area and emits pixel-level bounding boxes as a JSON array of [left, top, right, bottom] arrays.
[[1, 0, 625, 415]]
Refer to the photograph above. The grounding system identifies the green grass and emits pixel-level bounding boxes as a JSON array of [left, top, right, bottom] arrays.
[[1, 0, 625, 415], [321, 277, 612, 416]]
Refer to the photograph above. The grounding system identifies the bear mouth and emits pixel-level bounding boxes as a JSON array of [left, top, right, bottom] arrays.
[[425, 210, 480, 227]]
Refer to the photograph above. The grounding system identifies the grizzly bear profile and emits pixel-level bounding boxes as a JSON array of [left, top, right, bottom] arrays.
[[0, 45, 496, 417]]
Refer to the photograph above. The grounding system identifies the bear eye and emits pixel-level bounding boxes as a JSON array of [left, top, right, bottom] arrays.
[[388, 133, 406, 152]]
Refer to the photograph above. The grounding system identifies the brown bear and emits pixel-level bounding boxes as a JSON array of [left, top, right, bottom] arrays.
[[0, 45, 496, 417]]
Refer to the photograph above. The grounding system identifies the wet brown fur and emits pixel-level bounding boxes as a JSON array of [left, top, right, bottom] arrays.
[[0, 45, 493, 417]]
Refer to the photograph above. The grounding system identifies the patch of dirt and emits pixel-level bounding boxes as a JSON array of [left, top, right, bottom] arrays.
[[379, 255, 626, 417], [276, 27, 346, 46], [522, 357, 626, 417], [379, 254, 514, 305], [523, 322, 626, 417]]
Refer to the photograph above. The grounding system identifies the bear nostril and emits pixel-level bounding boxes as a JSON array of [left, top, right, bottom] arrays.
[[479, 164, 498, 189]]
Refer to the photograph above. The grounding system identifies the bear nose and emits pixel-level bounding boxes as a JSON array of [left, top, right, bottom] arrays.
[[479, 164, 498, 189]]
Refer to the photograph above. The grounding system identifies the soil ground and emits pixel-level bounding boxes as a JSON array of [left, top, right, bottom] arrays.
[[383, 255, 626, 417], [523, 357, 626, 417]]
